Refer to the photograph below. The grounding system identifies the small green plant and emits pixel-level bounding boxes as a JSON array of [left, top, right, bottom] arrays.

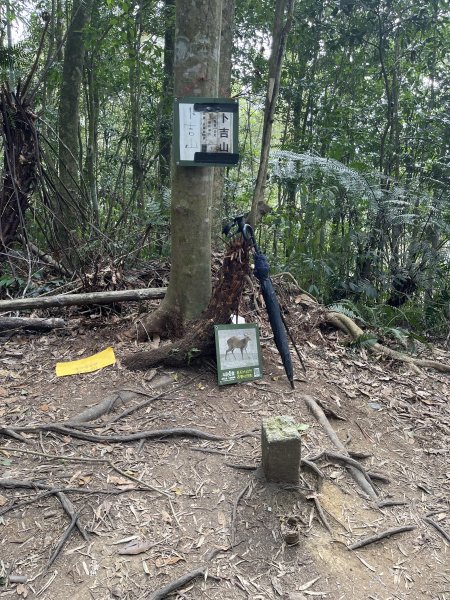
[[186, 347, 201, 365], [349, 332, 378, 349]]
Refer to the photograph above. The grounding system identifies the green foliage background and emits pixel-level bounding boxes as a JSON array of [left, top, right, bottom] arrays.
[[1, 0, 449, 338]]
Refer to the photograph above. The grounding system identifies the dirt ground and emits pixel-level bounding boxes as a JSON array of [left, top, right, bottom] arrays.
[[0, 300, 449, 600]]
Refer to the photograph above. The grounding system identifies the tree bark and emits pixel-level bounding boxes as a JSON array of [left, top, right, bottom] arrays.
[[248, 0, 295, 228], [127, 1, 145, 214], [211, 0, 236, 246], [123, 238, 250, 369], [0, 87, 39, 255], [158, 0, 175, 190], [0, 317, 65, 332], [56, 0, 93, 262], [134, 0, 223, 338]]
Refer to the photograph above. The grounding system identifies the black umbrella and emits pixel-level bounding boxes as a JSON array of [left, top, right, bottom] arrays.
[[224, 215, 306, 388]]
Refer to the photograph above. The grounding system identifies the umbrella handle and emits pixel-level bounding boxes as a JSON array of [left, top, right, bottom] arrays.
[[234, 216, 260, 253]]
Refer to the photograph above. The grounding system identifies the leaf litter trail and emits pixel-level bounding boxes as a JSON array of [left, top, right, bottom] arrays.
[[0, 322, 448, 600]]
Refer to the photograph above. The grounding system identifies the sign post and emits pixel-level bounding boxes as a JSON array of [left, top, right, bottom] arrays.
[[174, 97, 239, 167]]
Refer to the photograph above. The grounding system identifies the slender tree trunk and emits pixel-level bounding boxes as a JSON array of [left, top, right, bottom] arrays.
[[5, 0, 15, 88], [248, 0, 295, 228], [127, 2, 145, 214], [56, 0, 93, 262], [84, 54, 99, 226], [158, 0, 175, 190], [211, 0, 236, 246]]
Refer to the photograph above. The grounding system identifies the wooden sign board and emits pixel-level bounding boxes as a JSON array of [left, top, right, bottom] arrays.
[[174, 97, 239, 167], [214, 323, 263, 385]]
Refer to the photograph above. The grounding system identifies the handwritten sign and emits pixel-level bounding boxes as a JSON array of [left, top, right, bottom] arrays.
[[175, 98, 239, 167]]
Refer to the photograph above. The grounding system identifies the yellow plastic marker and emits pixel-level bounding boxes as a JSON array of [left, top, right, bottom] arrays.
[[55, 347, 116, 377]]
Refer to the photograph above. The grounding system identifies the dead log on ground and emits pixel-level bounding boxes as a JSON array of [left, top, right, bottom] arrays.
[[0, 316, 65, 332], [0, 287, 166, 311]]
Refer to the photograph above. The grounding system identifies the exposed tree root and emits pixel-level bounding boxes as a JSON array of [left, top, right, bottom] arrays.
[[147, 547, 226, 600], [123, 238, 250, 370], [0, 425, 225, 444], [304, 395, 378, 500], [347, 525, 416, 550], [325, 311, 450, 374], [124, 304, 184, 341]]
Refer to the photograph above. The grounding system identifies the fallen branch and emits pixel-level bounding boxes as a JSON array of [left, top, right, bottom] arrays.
[[423, 517, 450, 544], [347, 525, 416, 550], [377, 500, 407, 508], [225, 463, 257, 471], [0, 479, 163, 496], [326, 312, 450, 374], [304, 395, 378, 500], [0, 489, 56, 516], [17, 235, 72, 277], [108, 375, 200, 424], [55, 490, 88, 541], [146, 548, 225, 600], [46, 512, 80, 569], [307, 495, 332, 534], [0, 446, 170, 497], [0, 317, 65, 332], [0, 287, 166, 312], [231, 483, 251, 547]]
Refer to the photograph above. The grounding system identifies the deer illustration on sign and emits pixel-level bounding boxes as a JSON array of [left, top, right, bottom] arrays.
[[225, 334, 251, 359]]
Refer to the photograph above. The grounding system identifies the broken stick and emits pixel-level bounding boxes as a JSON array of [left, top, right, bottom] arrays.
[[146, 548, 225, 600], [348, 525, 416, 550]]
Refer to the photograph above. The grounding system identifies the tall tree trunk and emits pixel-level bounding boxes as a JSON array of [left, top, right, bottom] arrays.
[[248, 0, 295, 228], [133, 0, 223, 338], [83, 53, 99, 227], [56, 0, 93, 264], [127, 2, 145, 215], [158, 0, 175, 190], [211, 0, 236, 246]]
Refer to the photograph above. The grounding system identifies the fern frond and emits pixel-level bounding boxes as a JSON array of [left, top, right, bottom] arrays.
[[350, 332, 378, 348], [328, 303, 359, 320]]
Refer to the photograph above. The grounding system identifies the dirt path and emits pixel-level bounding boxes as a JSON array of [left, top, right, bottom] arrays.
[[0, 320, 449, 600]]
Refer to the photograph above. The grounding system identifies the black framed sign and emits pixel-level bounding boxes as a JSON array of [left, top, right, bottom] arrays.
[[174, 97, 239, 167], [214, 323, 263, 385]]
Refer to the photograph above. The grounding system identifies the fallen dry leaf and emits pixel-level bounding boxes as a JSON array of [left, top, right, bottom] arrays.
[[16, 584, 28, 598], [155, 555, 183, 568], [0, 494, 8, 506], [217, 510, 227, 526], [118, 539, 154, 555], [78, 474, 92, 486], [161, 510, 172, 524], [0, 369, 20, 380], [108, 475, 133, 488]]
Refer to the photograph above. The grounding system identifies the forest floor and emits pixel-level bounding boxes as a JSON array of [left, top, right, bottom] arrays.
[[0, 290, 449, 600]]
